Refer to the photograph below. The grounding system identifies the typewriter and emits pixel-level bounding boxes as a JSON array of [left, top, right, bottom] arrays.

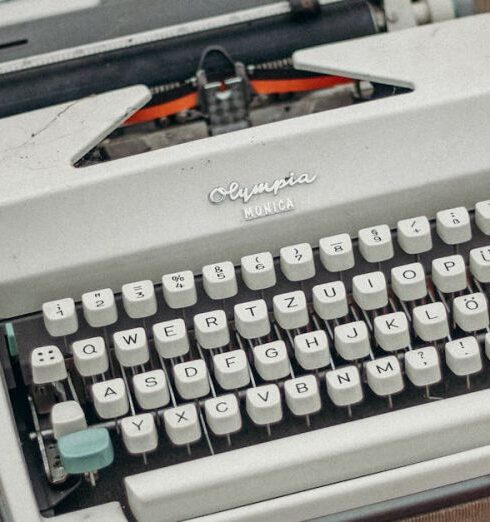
[[1, 0, 490, 521]]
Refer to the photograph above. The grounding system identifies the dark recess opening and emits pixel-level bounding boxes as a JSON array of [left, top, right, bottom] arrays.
[[0, 38, 28, 51]]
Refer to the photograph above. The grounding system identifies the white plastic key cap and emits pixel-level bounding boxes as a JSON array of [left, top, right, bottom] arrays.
[[204, 394, 242, 436], [374, 312, 410, 352], [234, 299, 270, 339], [121, 414, 158, 455], [161, 271, 197, 309], [413, 302, 449, 341], [312, 281, 348, 320], [294, 330, 330, 370], [31, 346, 67, 384], [284, 375, 321, 416], [173, 359, 210, 400], [241, 252, 276, 291], [113, 327, 149, 367], [319, 233, 355, 272], [272, 290, 309, 330], [72, 337, 109, 377], [280, 243, 315, 281], [213, 350, 250, 390], [92, 378, 129, 419], [358, 225, 394, 263], [133, 370, 170, 410], [475, 200, 490, 235], [469, 246, 490, 283], [453, 292, 489, 332], [152, 319, 189, 359], [445, 337, 482, 376], [81, 288, 117, 328], [253, 341, 290, 381], [404, 346, 441, 387], [163, 404, 201, 445], [202, 261, 237, 300], [42, 298, 78, 337], [436, 207, 472, 245], [366, 356, 404, 397], [193, 310, 230, 349], [51, 401, 87, 439], [334, 321, 370, 361], [122, 280, 157, 319], [246, 384, 282, 425], [397, 216, 432, 255], [352, 271, 388, 310], [432, 255, 467, 293], [391, 263, 427, 302], [325, 365, 363, 407]]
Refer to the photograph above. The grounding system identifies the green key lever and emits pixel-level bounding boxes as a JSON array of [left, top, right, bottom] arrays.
[[58, 428, 114, 485]]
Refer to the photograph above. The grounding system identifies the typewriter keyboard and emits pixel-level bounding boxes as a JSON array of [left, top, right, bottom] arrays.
[[7, 201, 490, 518]]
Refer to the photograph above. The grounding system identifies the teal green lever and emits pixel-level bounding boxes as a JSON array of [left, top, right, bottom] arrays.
[[58, 428, 114, 475]]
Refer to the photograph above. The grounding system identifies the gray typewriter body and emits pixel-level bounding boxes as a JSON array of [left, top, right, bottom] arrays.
[[1, 1, 490, 521]]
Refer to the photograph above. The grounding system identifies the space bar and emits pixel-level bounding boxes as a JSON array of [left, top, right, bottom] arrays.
[[125, 390, 490, 522]]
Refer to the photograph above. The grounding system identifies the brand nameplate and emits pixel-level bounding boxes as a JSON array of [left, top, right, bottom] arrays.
[[208, 172, 317, 205]]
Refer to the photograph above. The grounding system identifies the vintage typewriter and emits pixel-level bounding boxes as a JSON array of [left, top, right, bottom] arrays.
[[1, 0, 490, 521]]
